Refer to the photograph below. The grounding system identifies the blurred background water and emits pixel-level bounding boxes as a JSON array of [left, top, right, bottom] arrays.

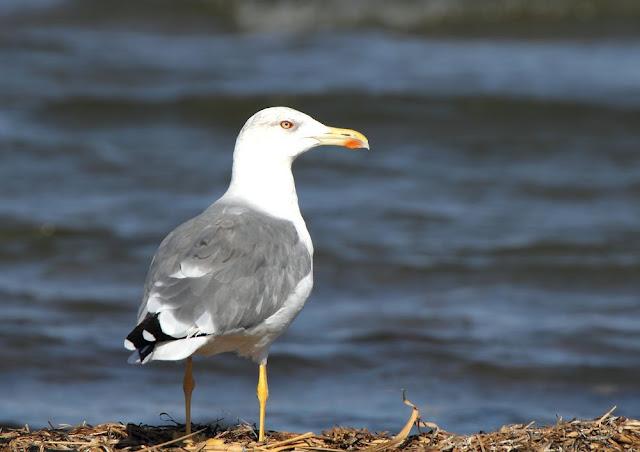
[[1, 0, 639, 434]]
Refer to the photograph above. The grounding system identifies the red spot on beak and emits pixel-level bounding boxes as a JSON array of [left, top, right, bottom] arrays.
[[345, 139, 362, 149]]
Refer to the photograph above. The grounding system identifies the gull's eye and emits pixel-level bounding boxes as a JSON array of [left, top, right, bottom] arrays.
[[280, 120, 294, 130]]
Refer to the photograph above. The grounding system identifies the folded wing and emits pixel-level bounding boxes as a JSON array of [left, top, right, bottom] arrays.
[[125, 202, 312, 362]]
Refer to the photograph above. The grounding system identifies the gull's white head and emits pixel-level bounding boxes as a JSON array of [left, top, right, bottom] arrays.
[[225, 107, 368, 218], [234, 106, 369, 161]]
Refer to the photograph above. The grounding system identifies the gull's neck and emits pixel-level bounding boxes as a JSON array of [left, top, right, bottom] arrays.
[[223, 151, 302, 222], [220, 139, 313, 255]]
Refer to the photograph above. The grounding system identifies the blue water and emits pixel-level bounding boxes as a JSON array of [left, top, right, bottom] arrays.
[[1, 0, 639, 434]]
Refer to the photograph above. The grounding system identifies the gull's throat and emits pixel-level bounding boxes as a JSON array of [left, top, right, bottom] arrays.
[[224, 151, 301, 222]]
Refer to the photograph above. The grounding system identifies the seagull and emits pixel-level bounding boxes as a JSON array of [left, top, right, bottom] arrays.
[[124, 107, 369, 441]]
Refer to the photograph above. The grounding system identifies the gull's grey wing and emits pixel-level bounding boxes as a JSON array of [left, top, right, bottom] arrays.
[[134, 202, 312, 340]]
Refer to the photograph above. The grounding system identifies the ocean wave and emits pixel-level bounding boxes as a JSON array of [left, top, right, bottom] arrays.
[[220, 0, 640, 35], [3, 0, 640, 35], [31, 94, 640, 134], [3, 24, 640, 109]]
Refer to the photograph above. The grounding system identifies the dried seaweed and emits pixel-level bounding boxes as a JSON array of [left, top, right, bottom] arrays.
[[3, 401, 639, 451]]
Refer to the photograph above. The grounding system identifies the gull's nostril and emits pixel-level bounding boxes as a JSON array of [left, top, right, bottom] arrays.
[[341, 133, 351, 137]]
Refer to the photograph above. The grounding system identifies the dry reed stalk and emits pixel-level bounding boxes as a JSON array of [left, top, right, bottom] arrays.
[[3, 399, 639, 451]]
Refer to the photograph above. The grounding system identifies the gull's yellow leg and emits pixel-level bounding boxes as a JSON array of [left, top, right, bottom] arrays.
[[183, 357, 195, 435], [257, 362, 269, 442]]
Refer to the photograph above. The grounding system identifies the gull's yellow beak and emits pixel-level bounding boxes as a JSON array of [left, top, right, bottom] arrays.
[[313, 126, 369, 150]]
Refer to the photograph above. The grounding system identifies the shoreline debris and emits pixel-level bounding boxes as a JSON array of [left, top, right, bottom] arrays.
[[3, 400, 639, 451]]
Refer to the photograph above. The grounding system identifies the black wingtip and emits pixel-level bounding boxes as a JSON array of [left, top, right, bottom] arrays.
[[126, 313, 177, 362]]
